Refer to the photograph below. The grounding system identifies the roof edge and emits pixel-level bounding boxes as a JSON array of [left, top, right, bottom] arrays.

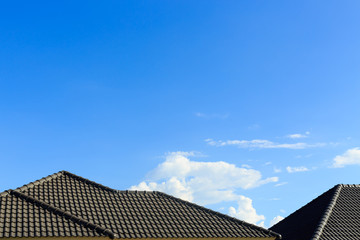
[[0, 190, 11, 197], [10, 190, 118, 239], [310, 184, 342, 240], [15, 171, 66, 192], [62, 171, 119, 194], [13, 170, 120, 195], [155, 191, 282, 239]]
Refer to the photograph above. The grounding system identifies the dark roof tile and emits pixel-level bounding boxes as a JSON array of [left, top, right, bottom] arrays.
[[1, 170, 280, 239], [270, 184, 360, 240]]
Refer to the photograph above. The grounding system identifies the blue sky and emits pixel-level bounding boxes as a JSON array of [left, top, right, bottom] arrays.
[[1, 0, 360, 228]]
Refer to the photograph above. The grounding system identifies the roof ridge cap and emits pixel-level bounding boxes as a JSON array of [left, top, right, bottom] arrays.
[[310, 184, 342, 240], [118, 190, 153, 194], [340, 183, 360, 187], [15, 170, 66, 192], [62, 171, 119, 194], [10, 190, 118, 239], [154, 191, 281, 239], [0, 190, 11, 197]]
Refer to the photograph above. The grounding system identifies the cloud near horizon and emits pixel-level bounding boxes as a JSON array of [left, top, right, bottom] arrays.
[[130, 152, 278, 226], [205, 138, 325, 149], [332, 147, 360, 168]]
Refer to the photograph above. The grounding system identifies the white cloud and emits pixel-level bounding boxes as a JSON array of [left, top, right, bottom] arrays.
[[241, 164, 252, 169], [205, 138, 324, 150], [286, 166, 309, 173], [275, 182, 288, 187], [286, 132, 310, 139], [228, 196, 265, 226], [269, 216, 284, 227], [273, 167, 282, 173], [332, 147, 360, 168], [131, 152, 278, 226], [163, 151, 206, 158], [287, 134, 306, 139], [131, 152, 278, 205]]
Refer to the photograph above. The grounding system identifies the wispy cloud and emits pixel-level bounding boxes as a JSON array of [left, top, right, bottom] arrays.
[[269, 198, 280, 201], [273, 167, 282, 173], [131, 152, 278, 226], [195, 112, 229, 119], [286, 166, 309, 173], [286, 131, 310, 139], [295, 154, 313, 159], [275, 182, 288, 187], [205, 138, 325, 150], [332, 147, 360, 168]]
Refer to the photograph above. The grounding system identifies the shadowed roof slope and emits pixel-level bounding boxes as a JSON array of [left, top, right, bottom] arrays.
[[270, 184, 360, 240], [0, 171, 280, 239]]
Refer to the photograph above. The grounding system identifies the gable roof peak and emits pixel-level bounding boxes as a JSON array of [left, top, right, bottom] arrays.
[[13, 170, 121, 194]]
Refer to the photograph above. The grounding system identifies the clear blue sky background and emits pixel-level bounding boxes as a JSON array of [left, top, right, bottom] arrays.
[[1, 0, 360, 227]]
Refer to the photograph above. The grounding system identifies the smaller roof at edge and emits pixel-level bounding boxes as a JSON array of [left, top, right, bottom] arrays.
[[270, 184, 360, 240]]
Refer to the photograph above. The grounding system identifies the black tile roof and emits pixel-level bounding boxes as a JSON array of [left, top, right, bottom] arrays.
[[270, 184, 360, 240], [0, 171, 280, 239]]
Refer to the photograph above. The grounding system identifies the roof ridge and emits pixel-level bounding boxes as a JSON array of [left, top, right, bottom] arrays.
[[13, 170, 120, 194], [118, 190, 153, 194], [15, 170, 66, 192], [339, 183, 360, 187], [0, 190, 11, 197], [154, 191, 282, 239], [310, 184, 342, 240], [62, 171, 119, 193], [10, 189, 118, 239]]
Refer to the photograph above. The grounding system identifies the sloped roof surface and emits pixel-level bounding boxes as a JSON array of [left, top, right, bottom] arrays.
[[0, 171, 280, 239], [270, 184, 360, 240], [0, 193, 103, 238]]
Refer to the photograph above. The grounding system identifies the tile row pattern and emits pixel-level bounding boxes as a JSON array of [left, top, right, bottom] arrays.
[[270, 184, 360, 240], [1, 171, 280, 239], [319, 185, 360, 240], [0, 192, 103, 237]]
